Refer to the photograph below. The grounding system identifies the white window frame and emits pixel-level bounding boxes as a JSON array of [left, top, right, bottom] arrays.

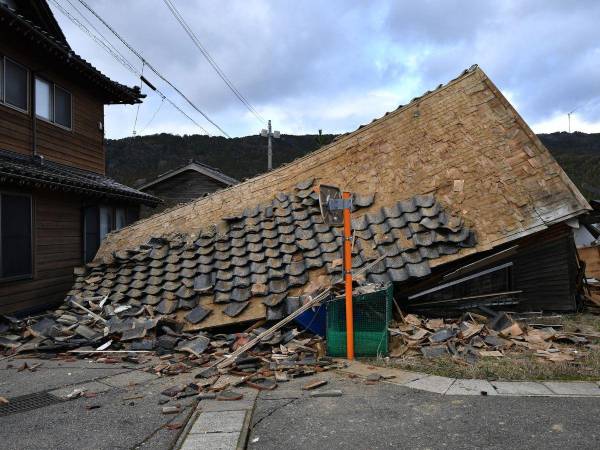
[[1, 56, 30, 114]]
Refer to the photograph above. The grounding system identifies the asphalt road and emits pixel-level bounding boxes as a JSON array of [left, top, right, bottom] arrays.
[[248, 372, 600, 450], [0, 356, 194, 450]]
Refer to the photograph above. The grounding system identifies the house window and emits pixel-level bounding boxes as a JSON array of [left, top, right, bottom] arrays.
[[84, 205, 139, 263], [35, 77, 52, 120], [1, 57, 29, 112], [34, 76, 72, 129], [0, 193, 32, 280]]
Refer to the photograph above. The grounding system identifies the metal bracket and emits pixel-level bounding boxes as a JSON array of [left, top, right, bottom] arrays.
[[328, 198, 352, 210]]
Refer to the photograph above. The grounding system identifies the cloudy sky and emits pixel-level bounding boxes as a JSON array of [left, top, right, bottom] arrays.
[[49, 0, 600, 139]]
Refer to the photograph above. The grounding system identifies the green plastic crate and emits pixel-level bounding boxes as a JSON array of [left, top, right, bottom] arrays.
[[326, 283, 393, 357]]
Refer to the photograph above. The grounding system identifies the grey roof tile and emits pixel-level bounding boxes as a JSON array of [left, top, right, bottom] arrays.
[[403, 210, 422, 222], [292, 209, 309, 221], [230, 246, 247, 257], [388, 268, 409, 282], [181, 259, 197, 269], [247, 242, 263, 252], [295, 228, 314, 240], [398, 198, 417, 213], [437, 243, 460, 255], [185, 306, 211, 324], [194, 273, 214, 292], [295, 178, 314, 191], [414, 194, 435, 208], [163, 281, 180, 291], [233, 265, 251, 277], [286, 261, 306, 276], [419, 246, 440, 259], [214, 251, 230, 261], [215, 241, 231, 252], [279, 233, 295, 245], [251, 283, 269, 296], [402, 250, 422, 264], [297, 238, 319, 251], [269, 278, 288, 294], [198, 262, 215, 273], [276, 215, 293, 225], [280, 243, 298, 254], [277, 224, 295, 234], [305, 256, 324, 269], [296, 219, 312, 229], [214, 292, 230, 304], [230, 287, 251, 302], [164, 263, 180, 273], [420, 202, 441, 217], [317, 231, 336, 243], [313, 223, 329, 233], [262, 220, 277, 230], [156, 299, 178, 314], [419, 217, 440, 229], [268, 268, 285, 279], [216, 270, 233, 281], [264, 247, 280, 258], [406, 261, 431, 278], [353, 193, 375, 208], [262, 293, 287, 308], [224, 301, 249, 317], [384, 255, 405, 269], [142, 295, 161, 305], [215, 280, 233, 292], [251, 273, 268, 284], [304, 247, 322, 258], [247, 252, 265, 262], [267, 257, 283, 269], [264, 238, 278, 248], [320, 241, 339, 253], [233, 276, 250, 288], [265, 304, 285, 321], [178, 298, 196, 309], [367, 273, 391, 284], [250, 262, 267, 274], [262, 228, 278, 239], [275, 192, 289, 203], [288, 272, 308, 287], [413, 230, 435, 247], [322, 251, 340, 262]]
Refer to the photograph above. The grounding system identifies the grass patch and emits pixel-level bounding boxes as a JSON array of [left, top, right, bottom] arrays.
[[369, 313, 600, 381]]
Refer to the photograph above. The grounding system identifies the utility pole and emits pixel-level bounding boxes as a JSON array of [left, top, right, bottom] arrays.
[[261, 120, 280, 170]]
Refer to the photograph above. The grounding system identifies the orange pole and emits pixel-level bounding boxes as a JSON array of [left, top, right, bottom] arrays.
[[342, 191, 354, 360]]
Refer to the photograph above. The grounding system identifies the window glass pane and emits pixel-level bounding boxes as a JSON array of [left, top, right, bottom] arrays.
[[1, 194, 32, 278], [4, 59, 28, 110], [99, 206, 113, 241], [35, 78, 52, 120], [84, 206, 99, 263], [54, 86, 71, 128], [115, 208, 127, 230]]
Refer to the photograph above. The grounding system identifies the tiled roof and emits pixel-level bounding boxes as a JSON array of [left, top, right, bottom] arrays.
[[0, 2, 143, 104], [69, 179, 475, 328], [0, 149, 160, 205], [138, 160, 238, 190]]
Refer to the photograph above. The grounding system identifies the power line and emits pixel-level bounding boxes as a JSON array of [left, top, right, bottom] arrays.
[[76, 0, 230, 137], [50, 0, 210, 135], [162, 0, 266, 125]]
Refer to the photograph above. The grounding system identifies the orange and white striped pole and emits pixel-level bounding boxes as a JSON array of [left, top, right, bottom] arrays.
[[342, 191, 354, 360]]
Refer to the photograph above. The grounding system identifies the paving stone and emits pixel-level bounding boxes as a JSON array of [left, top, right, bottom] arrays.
[[49, 381, 112, 399], [405, 375, 455, 394], [190, 410, 246, 434], [445, 379, 497, 396], [180, 431, 239, 450], [491, 381, 554, 396], [542, 381, 600, 396], [100, 370, 158, 388]]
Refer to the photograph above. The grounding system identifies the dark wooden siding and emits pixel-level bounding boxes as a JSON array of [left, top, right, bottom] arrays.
[[0, 31, 105, 174], [0, 187, 82, 314], [140, 170, 228, 217], [400, 224, 579, 313], [511, 225, 578, 311]]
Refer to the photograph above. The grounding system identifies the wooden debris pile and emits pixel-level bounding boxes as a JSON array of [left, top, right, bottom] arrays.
[[389, 311, 596, 364]]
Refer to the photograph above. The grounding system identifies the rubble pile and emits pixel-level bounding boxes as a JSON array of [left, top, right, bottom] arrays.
[[390, 311, 594, 364]]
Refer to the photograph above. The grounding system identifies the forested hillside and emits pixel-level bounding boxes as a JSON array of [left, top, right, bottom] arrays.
[[106, 132, 599, 199]]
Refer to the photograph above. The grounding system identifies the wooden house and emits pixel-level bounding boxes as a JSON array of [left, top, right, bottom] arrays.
[[138, 160, 237, 217], [0, 0, 159, 314]]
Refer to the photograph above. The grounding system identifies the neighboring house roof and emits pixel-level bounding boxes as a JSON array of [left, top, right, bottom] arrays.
[[16, 0, 69, 45], [0, 1, 143, 104], [138, 161, 238, 191], [0, 149, 160, 205], [75, 65, 590, 327]]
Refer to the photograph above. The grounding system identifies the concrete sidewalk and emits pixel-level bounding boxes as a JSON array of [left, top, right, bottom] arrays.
[[339, 359, 600, 397]]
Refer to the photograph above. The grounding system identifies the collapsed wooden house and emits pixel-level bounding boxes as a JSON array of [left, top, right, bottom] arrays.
[[71, 65, 590, 328]]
